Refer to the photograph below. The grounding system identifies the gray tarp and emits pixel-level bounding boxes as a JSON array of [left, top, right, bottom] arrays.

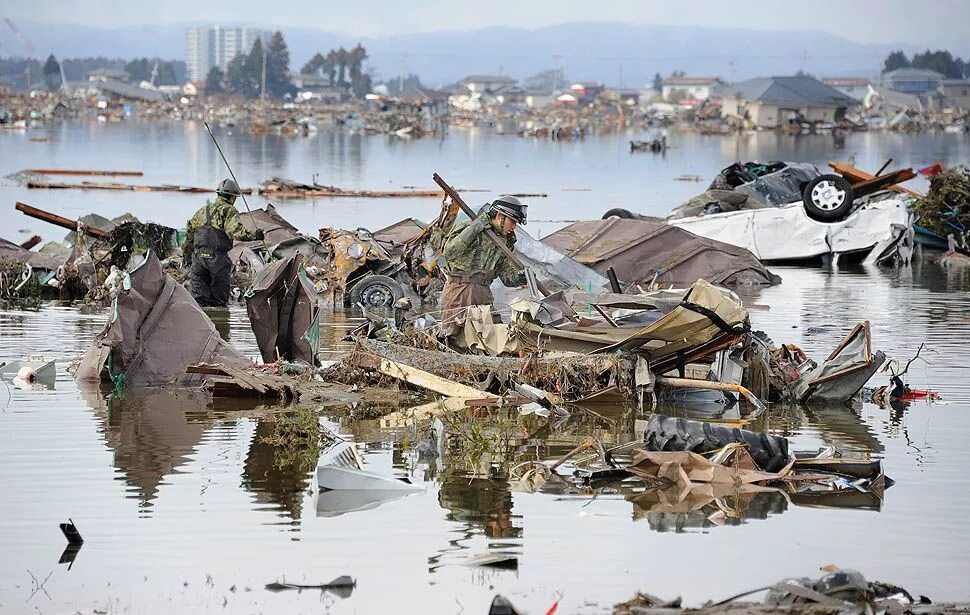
[[541, 218, 779, 288], [245, 254, 320, 365], [75, 252, 247, 387]]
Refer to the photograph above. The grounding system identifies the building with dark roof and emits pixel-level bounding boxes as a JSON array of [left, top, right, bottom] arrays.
[[720, 75, 858, 128], [880, 68, 944, 95]]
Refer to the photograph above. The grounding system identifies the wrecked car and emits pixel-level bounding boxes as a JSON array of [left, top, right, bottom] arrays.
[[604, 161, 918, 266]]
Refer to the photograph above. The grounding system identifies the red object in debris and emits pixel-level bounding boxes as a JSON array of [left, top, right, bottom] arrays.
[[545, 602, 559, 615], [898, 389, 940, 401], [918, 162, 944, 177]]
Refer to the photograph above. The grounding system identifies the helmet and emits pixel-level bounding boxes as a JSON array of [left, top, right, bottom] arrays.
[[489, 195, 527, 225], [216, 178, 241, 198]]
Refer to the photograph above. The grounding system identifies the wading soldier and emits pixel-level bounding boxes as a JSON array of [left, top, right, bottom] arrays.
[[183, 178, 262, 308], [440, 195, 527, 335]]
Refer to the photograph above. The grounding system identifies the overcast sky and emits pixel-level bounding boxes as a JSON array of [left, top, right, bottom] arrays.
[[4, 0, 969, 51]]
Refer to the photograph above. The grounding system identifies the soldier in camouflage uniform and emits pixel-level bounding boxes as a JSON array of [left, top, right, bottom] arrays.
[[183, 178, 263, 307], [440, 196, 528, 336]]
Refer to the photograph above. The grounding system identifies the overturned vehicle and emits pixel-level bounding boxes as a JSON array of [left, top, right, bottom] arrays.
[[605, 161, 918, 266]]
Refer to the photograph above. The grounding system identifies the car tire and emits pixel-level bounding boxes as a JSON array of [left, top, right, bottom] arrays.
[[802, 174, 854, 222], [602, 208, 636, 220], [349, 274, 404, 309]]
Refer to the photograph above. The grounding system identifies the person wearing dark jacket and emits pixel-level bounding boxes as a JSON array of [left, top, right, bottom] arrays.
[[183, 178, 262, 307]]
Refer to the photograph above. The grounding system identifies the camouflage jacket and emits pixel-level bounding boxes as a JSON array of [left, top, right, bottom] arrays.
[[183, 196, 259, 260], [442, 216, 526, 287]]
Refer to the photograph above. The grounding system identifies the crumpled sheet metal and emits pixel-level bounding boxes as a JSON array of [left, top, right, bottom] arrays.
[[75, 252, 248, 387], [451, 304, 521, 356], [597, 279, 748, 358]]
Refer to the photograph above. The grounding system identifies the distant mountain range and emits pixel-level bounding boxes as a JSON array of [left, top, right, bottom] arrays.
[[0, 20, 938, 86]]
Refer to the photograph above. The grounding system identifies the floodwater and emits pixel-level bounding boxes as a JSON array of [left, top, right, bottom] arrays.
[[1, 122, 970, 614]]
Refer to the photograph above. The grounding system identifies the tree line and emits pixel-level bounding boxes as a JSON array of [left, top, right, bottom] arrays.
[[300, 43, 371, 98], [3, 55, 185, 90], [205, 31, 295, 98], [883, 49, 968, 79]]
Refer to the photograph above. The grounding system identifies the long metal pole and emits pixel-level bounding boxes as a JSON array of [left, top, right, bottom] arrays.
[[202, 120, 269, 255]]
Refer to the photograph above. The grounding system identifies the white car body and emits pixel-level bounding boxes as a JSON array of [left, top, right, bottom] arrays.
[[667, 194, 912, 263]]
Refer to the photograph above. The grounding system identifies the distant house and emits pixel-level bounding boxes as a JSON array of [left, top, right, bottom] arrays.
[[881, 68, 943, 95], [94, 79, 166, 102], [942, 79, 970, 110], [822, 77, 871, 100], [494, 85, 526, 104], [720, 75, 858, 128], [525, 90, 555, 109], [569, 81, 604, 102], [87, 68, 131, 83], [290, 73, 343, 102], [459, 74, 516, 94], [601, 87, 641, 106], [661, 77, 722, 102]]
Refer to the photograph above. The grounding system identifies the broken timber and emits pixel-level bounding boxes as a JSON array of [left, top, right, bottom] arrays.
[[15, 201, 110, 239], [343, 351, 488, 398], [186, 363, 355, 402]]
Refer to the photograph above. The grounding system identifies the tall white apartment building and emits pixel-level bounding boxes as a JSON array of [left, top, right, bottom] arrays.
[[185, 26, 273, 82]]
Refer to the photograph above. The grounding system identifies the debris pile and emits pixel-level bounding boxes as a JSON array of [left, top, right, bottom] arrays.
[[614, 568, 937, 614], [913, 164, 970, 247]]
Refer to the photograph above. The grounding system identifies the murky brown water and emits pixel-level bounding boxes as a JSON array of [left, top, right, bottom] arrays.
[[2, 123, 970, 614]]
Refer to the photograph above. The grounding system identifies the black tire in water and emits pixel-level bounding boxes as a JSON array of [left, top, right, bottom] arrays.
[[349, 274, 404, 309], [802, 174, 855, 222], [602, 208, 636, 219]]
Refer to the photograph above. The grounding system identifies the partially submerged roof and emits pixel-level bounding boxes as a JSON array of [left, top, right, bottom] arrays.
[[541, 218, 779, 287], [881, 68, 944, 81], [0, 236, 64, 270], [662, 77, 719, 86], [725, 76, 858, 107], [460, 74, 516, 85]]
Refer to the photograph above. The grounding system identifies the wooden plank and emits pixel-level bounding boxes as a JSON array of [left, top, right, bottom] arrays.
[[828, 161, 922, 196], [345, 352, 488, 398], [27, 169, 143, 177]]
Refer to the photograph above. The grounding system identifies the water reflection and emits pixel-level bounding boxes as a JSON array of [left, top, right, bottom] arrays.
[[81, 385, 211, 507], [242, 418, 315, 521]]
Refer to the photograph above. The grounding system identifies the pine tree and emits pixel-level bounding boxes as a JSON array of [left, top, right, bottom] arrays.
[[43, 54, 61, 90], [882, 50, 910, 74], [265, 31, 294, 97]]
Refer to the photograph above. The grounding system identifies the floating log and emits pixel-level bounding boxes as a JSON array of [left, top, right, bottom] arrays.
[[27, 169, 144, 177], [15, 201, 110, 239], [259, 187, 549, 199], [259, 177, 547, 199], [25, 180, 251, 194]]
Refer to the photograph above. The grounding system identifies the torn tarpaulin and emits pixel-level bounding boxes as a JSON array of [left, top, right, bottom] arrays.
[[74, 252, 247, 387]]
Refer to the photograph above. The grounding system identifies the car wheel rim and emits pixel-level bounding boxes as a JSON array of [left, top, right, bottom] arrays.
[[811, 181, 846, 211], [362, 284, 392, 307]]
